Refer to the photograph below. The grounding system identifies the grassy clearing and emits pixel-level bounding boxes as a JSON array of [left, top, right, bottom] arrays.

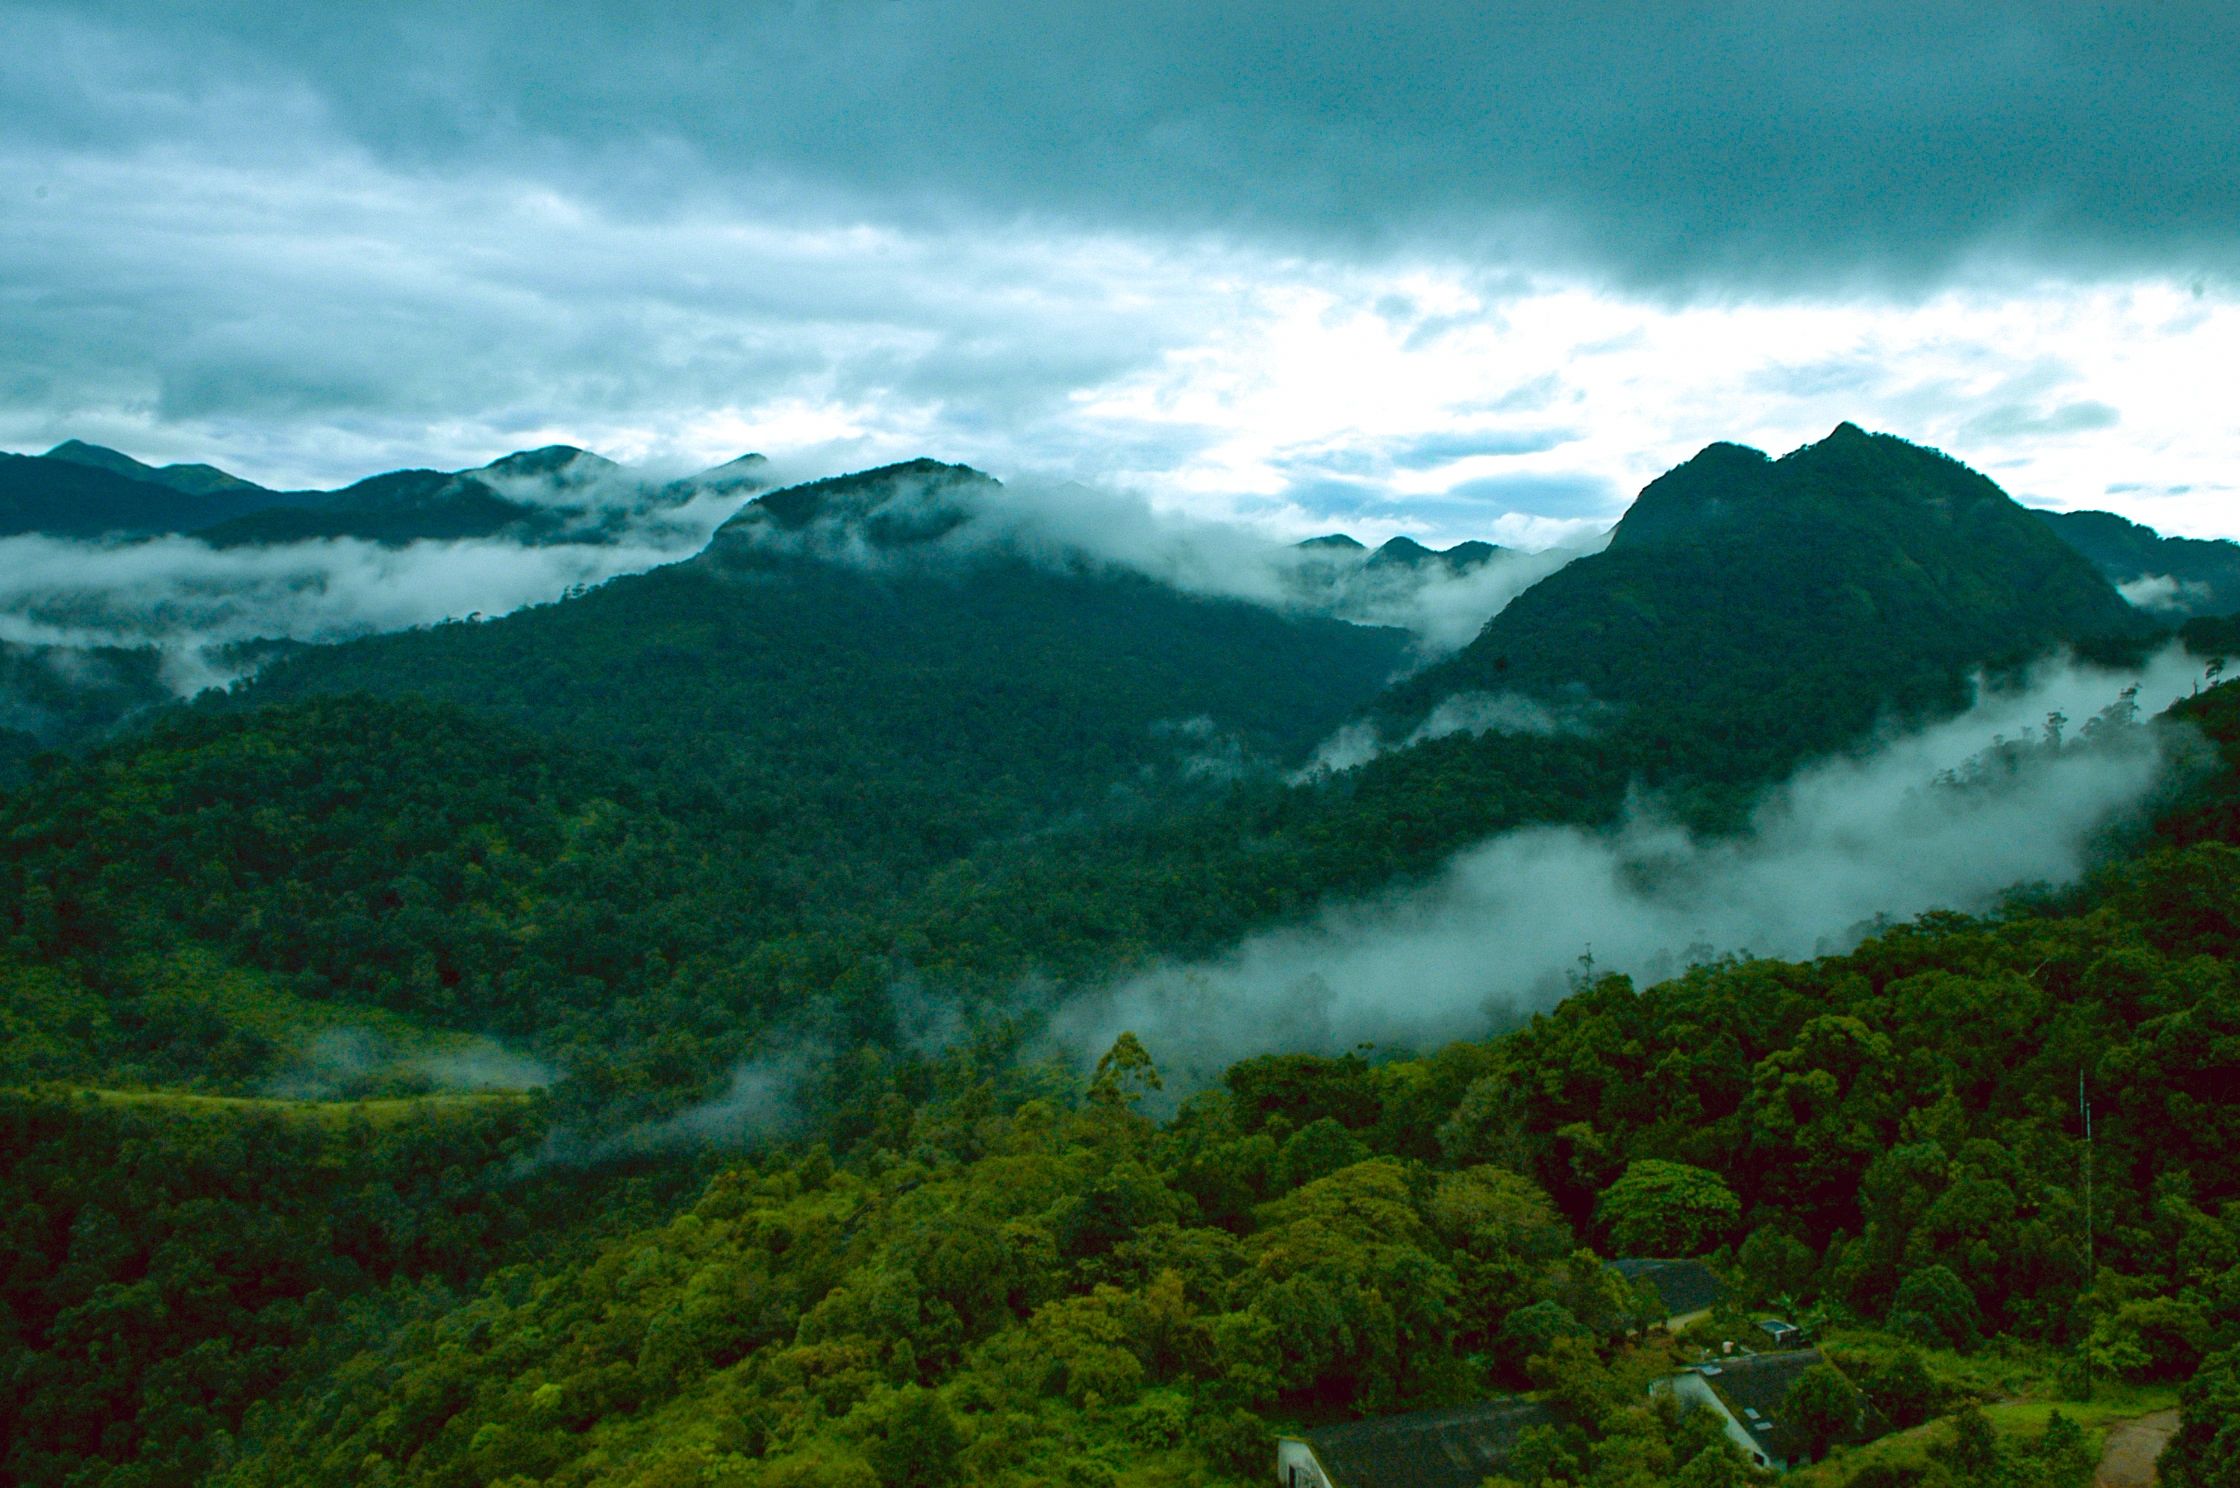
[[1786, 1331, 2180, 1488], [24, 1084, 536, 1129]]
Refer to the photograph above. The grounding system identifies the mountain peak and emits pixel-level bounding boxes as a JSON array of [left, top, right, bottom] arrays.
[[670, 452, 771, 497], [700, 452, 767, 475], [43, 439, 260, 496], [45, 438, 135, 469], [476, 446, 619, 481], [1388, 425, 2145, 784], [1369, 536, 1436, 565], [1604, 440, 1774, 550], [718, 459, 995, 550]]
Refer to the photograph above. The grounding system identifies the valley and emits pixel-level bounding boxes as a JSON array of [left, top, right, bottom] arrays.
[[4, 425, 2239, 1486]]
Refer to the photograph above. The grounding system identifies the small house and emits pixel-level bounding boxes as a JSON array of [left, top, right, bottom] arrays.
[[1275, 1398, 1557, 1488], [1607, 1257, 1723, 1326]]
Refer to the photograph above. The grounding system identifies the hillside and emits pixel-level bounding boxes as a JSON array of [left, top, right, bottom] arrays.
[[10, 435, 2191, 1106], [5, 429, 2238, 1488], [1382, 425, 2151, 793], [192, 444, 748, 547], [43, 438, 264, 496], [0, 451, 290, 537], [230, 461, 1416, 877], [4, 440, 767, 547], [153, 681, 2240, 1488], [2038, 507, 2240, 620]]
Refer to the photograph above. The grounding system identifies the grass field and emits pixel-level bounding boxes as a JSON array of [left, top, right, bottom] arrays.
[[1785, 1366, 2179, 1486], [18, 1083, 538, 1128]]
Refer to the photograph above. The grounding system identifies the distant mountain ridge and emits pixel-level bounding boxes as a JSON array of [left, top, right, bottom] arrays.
[[2035, 507, 2240, 619], [0, 440, 769, 546], [1299, 532, 1507, 575], [44, 439, 262, 496]]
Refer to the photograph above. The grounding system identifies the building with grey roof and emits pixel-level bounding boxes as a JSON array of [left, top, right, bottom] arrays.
[[1607, 1257, 1723, 1324], [1656, 1346, 1842, 1470], [1275, 1397, 1557, 1488]]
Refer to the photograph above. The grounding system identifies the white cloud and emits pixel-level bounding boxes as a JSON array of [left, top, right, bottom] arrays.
[[2118, 574, 2213, 614], [1056, 649, 2217, 1082], [0, 488, 751, 693], [2, 133, 2237, 547]]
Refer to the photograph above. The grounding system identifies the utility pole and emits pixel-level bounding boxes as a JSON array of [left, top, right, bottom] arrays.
[[2079, 1069, 2095, 1401]]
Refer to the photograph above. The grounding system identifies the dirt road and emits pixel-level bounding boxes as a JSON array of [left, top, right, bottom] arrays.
[[2096, 1410, 2180, 1488]]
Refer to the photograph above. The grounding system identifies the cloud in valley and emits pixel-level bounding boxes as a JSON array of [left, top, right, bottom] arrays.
[[720, 466, 1595, 654], [0, 484, 751, 697], [1056, 649, 2216, 1082], [1300, 690, 1603, 777]]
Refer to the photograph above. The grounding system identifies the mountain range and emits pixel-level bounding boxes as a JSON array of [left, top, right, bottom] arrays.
[[1, 439, 771, 545], [3, 420, 2202, 1073], [5, 423, 2240, 1488]]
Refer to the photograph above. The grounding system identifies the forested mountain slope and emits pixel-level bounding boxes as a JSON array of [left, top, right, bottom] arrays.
[[7, 430, 2240, 1488], [0, 452, 291, 537], [1, 438, 2190, 1118], [230, 461, 1416, 878], [148, 680, 2240, 1488], [3, 440, 765, 547], [43, 439, 264, 497], [1383, 425, 2151, 791], [0, 698, 715, 1081], [2038, 507, 2240, 620], [189, 445, 752, 548]]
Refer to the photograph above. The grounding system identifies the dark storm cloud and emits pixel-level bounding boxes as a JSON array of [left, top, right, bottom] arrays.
[[10, 1, 2237, 289]]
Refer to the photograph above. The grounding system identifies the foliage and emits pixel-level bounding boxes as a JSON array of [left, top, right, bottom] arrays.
[[1890, 1266, 1984, 1354], [1781, 1363, 1861, 1462], [1595, 1159, 1741, 1256], [0, 1088, 559, 1488], [2163, 1345, 2240, 1487], [6, 446, 2240, 1487], [1384, 426, 2151, 813]]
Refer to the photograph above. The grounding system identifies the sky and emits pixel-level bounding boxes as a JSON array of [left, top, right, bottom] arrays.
[[3, 2, 2237, 545]]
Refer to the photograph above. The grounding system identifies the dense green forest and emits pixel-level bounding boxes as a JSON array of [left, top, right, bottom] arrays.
[[7, 433, 2238, 1487], [1385, 427, 2151, 805], [18, 676, 2215, 1488]]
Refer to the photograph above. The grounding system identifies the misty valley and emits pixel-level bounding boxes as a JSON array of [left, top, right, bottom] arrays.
[[7, 422, 2240, 1488]]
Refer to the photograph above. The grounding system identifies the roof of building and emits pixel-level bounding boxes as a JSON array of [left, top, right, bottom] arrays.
[[1299, 1398, 1558, 1488], [1608, 1257, 1723, 1318], [1694, 1347, 1827, 1463]]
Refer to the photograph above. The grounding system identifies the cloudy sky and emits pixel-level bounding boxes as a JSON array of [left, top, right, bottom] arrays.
[[4, 2, 2236, 544]]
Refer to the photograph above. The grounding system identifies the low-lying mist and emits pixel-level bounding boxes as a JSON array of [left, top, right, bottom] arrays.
[[725, 466, 1601, 654], [4, 460, 1584, 726], [266, 1026, 554, 1101], [0, 487, 750, 699], [1299, 689, 1603, 777], [1054, 649, 2214, 1084]]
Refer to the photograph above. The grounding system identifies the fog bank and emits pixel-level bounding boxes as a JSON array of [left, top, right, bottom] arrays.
[[730, 467, 1598, 654], [1056, 650, 2213, 1083], [0, 487, 750, 699]]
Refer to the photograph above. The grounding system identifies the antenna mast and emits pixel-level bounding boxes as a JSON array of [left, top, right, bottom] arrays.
[[2079, 1069, 2095, 1400]]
